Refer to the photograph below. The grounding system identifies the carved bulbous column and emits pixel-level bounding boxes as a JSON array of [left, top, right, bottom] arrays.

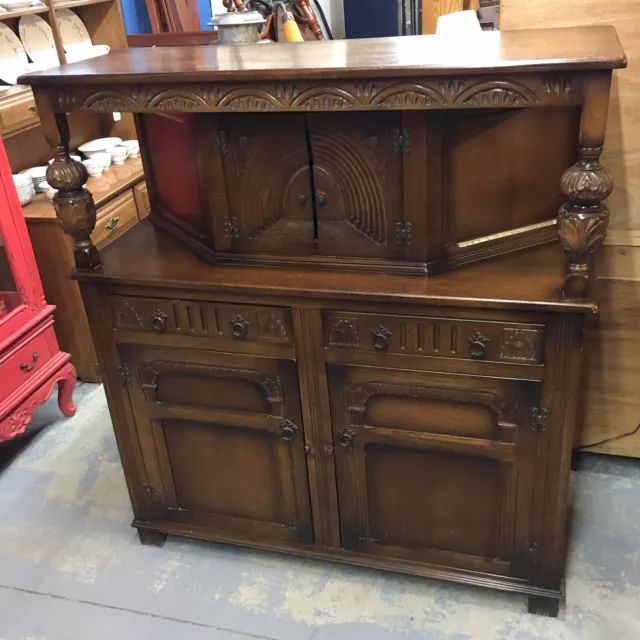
[[558, 146, 613, 299], [46, 145, 100, 270]]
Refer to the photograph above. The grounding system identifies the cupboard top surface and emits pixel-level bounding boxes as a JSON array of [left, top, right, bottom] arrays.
[[73, 220, 596, 314], [19, 27, 625, 87]]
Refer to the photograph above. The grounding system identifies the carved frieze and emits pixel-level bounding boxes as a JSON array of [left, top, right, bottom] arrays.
[[501, 329, 538, 362], [54, 74, 581, 115]]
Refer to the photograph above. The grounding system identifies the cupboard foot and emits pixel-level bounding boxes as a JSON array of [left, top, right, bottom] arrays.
[[527, 594, 561, 617], [137, 528, 167, 547], [57, 364, 78, 417]]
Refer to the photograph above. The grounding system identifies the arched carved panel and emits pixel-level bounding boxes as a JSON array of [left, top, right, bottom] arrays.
[[455, 80, 539, 106], [371, 83, 446, 107]]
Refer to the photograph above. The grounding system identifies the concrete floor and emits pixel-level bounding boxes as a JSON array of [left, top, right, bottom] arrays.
[[0, 383, 639, 640]]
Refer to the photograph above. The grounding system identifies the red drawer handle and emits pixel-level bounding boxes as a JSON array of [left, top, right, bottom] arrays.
[[20, 352, 38, 372]]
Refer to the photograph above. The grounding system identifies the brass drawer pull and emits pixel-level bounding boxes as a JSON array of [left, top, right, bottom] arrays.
[[229, 314, 249, 339], [372, 325, 392, 351], [151, 309, 168, 332], [468, 332, 490, 359], [28, 103, 37, 113], [20, 352, 38, 372], [279, 419, 298, 442], [105, 216, 120, 231]]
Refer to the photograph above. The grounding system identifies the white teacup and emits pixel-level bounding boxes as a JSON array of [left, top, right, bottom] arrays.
[[110, 146, 128, 165], [92, 152, 112, 171], [121, 140, 140, 158], [82, 159, 102, 178], [38, 181, 58, 201]]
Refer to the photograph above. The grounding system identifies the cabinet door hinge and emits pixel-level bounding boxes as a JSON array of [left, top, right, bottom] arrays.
[[393, 128, 411, 155], [223, 216, 240, 239], [531, 407, 548, 432], [116, 365, 132, 388], [213, 130, 228, 156], [395, 221, 413, 246]]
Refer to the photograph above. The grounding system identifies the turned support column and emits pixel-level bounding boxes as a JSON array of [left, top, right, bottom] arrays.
[[559, 72, 614, 299], [45, 113, 100, 270]]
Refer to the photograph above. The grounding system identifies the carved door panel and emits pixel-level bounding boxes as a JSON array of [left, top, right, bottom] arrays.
[[120, 344, 313, 544], [212, 113, 316, 256], [328, 364, 543, 578], [307, 112, 407, 260]]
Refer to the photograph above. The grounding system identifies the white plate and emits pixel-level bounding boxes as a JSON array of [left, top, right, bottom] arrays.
[[0, 0, 35, 9], [65, 43, 109, 63], [78, 137, 122, 157], [19, 15, 57, 65], [55, 9, 91, 52], [0, 23, 28, 85]]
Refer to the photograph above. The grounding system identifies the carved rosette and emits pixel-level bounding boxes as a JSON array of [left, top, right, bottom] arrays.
[[47, 146, 99, 270], [558, 146, 613, 299]]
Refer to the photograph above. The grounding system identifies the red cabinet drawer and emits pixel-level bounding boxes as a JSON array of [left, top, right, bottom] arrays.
[[0, 326, 56, 398]]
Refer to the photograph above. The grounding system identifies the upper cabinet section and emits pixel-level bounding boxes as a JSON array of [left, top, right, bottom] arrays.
[[22, 28, 624, 289]]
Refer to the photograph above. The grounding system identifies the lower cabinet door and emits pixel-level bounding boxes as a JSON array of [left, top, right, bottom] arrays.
[[120, 344, 314, 545], [328, 364, 542, 577]]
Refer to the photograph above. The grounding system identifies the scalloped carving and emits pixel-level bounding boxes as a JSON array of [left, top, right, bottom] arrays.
[[290, 87, 358, 109], [82, 91, 142, 111], [218, 88, 285, 111], [147, 90, 211, 110], [456, 80, 539, 106], [372, 83, 446, 107]]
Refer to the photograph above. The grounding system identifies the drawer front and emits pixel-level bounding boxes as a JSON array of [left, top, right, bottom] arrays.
[[0, 326, 56, 398], [91, 190, 139, 248], [133, 180, 150, 219], [323, 311, 545, 365], [109, 295, 293, 345], [0, 92, 39, 136]]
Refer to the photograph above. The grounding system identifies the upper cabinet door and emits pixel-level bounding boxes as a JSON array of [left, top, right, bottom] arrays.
[[210, 113, 315, 256], [308, 112, 409, 260]]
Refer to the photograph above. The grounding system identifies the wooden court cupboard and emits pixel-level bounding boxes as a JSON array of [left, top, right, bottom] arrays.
[[20, 26, 625, 616]]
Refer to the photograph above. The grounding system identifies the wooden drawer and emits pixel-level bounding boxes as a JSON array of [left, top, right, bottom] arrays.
[[133, 180, 150, 219], [91, 190, 138, 248], [0, 325, 56, 399], [108, 295, 293, 345], [323, 311, 545, 365], [0, 90, 39, 136]]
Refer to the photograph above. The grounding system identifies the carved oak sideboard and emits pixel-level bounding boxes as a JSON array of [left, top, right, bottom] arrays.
[[20, 26, 625, 616]]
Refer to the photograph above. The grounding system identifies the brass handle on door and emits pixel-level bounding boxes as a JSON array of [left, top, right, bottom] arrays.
[[279, 419, 298, 442], [105, 216, 120, 231], [20, 352, 38, 372], [29, 104, 37, 113], [338, 428, 356, 448]]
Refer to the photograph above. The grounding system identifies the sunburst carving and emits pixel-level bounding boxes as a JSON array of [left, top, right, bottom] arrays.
[[147, 90, 210, 110], [290, 87, 358, 109], [82, 92, 141, 111], [456, 80, 539, 106], [218, 89, 285, 111], [372, 83, 446, 107]]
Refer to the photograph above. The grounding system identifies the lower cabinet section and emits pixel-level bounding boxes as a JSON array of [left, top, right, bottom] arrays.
[[328, 364, 542, 576], [119, 343, 314, 544]]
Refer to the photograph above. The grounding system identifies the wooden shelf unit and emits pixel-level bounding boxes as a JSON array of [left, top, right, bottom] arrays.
[[0, 5, 49, 21]]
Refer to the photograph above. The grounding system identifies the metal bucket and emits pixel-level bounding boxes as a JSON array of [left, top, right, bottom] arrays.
[[209, 11, 267, 45]]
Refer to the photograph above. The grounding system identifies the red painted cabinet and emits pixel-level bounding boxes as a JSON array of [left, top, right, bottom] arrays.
[[0, 139, 77, 443]]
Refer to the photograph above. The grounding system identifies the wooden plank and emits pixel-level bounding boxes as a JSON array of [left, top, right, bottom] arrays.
[[501, 2, 640, 456]]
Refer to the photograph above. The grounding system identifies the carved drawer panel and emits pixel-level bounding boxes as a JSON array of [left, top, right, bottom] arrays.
[[323, 311, 545, 365], [109, 295, 293, 345]]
